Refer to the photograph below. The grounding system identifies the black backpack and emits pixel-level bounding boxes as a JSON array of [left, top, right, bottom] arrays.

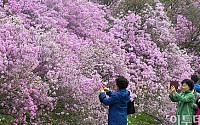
[[127, 100, 135, 115]]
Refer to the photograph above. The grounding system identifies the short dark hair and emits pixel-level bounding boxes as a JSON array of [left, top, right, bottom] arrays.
[[116, 76, 129, 89], [181, 79, 194, 90], [191, 75, 199, 82]]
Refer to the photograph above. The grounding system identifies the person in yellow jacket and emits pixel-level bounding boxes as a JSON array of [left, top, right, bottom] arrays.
[[169, 79, 195, 125]]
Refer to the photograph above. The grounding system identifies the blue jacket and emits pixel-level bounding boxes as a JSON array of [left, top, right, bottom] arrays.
[[194, 82, 200, 93], [99, 89, 130, 125]]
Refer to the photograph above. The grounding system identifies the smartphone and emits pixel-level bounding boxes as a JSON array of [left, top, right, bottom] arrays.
[[170, 81, 179, 90]]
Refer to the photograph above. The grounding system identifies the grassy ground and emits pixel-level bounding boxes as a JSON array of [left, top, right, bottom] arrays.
[[0, 111, 161, 125], [128, 112, 161, 125], [0, 114, 13, 125]]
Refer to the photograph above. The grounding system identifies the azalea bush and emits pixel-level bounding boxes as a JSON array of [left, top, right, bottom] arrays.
[[109, 1, 193, 123]]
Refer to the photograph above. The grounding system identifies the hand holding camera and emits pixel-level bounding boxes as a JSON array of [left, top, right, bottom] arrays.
[[169, 85, 176, 94], [103, 87, 109, 92], [100, 82, 109, 92]]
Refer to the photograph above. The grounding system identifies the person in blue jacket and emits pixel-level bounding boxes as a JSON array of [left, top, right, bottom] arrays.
[[191, 74, 200, 93], [99, 76, 130, 125]]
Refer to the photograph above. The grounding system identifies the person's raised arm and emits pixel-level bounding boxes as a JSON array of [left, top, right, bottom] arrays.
[[99, 92, 117, 106], [174, 92, 194, 102], [169, 93, 179, 102], [169, 86, 178, 102]]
